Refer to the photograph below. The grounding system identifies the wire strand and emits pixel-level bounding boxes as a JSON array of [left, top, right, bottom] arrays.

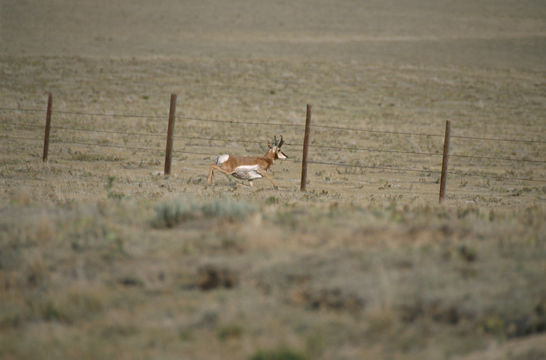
[[448, 170, 546, 183], [54, 110, 164, 119], [0, 135, 43, 142], [179, 115, 304, 128], [305, 159, 441, 174], [309, 123, 444, 137], [51, 125, 165, 138], [0, 107, 44, 113], [450, 153, 546, 164], [0, 106, 164, 119], [452, 134, 546, 144], [49, 139, 161, 152], [3, 107, 544, 144]]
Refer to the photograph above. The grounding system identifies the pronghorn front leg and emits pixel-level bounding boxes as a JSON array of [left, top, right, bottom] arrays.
[[208, 164, 215, 184], [208, 164, 233, 185], [257, 169, 279, 189]]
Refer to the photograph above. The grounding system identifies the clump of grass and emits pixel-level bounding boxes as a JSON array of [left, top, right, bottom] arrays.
[[265, 196, 279, 205], [32, 212, 56, 245], [152, 197, 256, 228], [70, 150, 123, 162], [24, 254, 50, 288], [366, 305, 396, 335], [105, 176, 125, 200], [217, 324, 244, 341], [26, 288, 104, 324], [197, 264, 239, 290], [248, 347, 308, 360], [11, 187, 33, 206]]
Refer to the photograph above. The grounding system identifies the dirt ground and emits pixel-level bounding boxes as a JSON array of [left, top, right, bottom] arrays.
[[1, 1, 545, 359]]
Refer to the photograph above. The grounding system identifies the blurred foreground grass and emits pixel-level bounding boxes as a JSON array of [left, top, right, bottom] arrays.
[[1, 196, 544, 359]]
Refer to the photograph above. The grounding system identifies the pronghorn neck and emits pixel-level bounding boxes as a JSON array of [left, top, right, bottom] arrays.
[[264, 149, 276, 162]]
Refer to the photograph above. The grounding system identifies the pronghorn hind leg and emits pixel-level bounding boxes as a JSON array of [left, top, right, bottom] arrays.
[[208, 164, 234, 186]]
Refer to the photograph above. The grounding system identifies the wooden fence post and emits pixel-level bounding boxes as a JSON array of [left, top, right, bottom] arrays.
[[164, 93, 177, 176], [439, 120, 451, 203], [42, 93, 53, 163], [300, 104, 311, 191]]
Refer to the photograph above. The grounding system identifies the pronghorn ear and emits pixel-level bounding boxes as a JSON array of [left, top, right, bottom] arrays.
[[267, 141, 272, 149], [277, 150, 287, 159]]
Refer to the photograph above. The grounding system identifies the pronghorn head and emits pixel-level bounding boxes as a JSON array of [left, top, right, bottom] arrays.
[[268, 135, 287, 160]]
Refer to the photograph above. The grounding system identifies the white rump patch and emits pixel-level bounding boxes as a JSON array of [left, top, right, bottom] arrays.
[[215, 154, 229, 165], [233, 165, 262, 180]]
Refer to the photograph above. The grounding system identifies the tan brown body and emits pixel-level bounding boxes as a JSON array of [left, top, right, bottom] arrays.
[[207, 136, 287, 189]]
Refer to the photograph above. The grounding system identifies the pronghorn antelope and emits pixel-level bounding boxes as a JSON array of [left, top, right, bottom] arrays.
[[208, 136, 287, 189]]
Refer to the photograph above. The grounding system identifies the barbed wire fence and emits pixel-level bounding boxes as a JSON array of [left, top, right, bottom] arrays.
[[1, 93, 545, 202]]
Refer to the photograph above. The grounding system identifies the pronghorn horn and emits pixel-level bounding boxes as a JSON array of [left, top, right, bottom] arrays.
[[273, 136, 278, 146], [278, 135, 284, 148]]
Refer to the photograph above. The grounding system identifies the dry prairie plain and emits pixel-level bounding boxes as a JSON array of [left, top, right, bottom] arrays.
[[1, 1, 545, 359]]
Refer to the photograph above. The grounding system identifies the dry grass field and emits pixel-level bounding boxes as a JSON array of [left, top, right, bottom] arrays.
[[1, 1, 545, 359]]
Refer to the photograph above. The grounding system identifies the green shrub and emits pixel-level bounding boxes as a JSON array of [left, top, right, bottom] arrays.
[[201, 199, 256, 220], [152, 197, 256, 228], [152, 198, 198, 228]]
